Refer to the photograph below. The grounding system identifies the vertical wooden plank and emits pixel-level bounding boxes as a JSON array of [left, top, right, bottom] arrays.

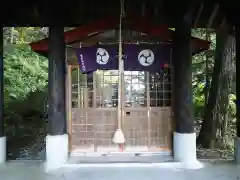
[[67, 65, 73, 153], [146, 72, 151, 148], [84, 75, 88, 109], [77, 69, 81, 108], [93, 71, 97, 152], [169, 49, 174, 151], [93, 72, 97, 108], [84, 74, 89, 150]]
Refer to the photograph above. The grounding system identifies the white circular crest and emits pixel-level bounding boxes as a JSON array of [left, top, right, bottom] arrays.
[[138, 49, 155, 66], [96, 48, 110, 65]]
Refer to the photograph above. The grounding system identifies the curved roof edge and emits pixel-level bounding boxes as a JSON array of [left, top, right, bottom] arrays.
[[30, 15, 210, 57]]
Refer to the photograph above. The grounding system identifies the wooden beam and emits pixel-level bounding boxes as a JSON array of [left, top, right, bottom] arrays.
[[184, 0, 199, 24], [141, 3, 146, 17], [70, 34, 168, 48], [31, 14, 210, 57], [30, 16, 119, 51], [33, 6, 40, 21], [154, 6, 158, 18], [207, 4, 219, 28], [193, 3, 203, 28]]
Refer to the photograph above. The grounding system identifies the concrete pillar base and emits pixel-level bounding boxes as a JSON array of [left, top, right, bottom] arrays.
[[0, 136, 6, 164], [173, 132, 203, 169], [45, 134, 69, 172], [234, 137, 240, 164]]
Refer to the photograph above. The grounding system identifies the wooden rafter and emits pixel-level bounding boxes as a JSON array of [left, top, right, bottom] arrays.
[[207, 4, 219, 28], [183, 0, 201, 25], [194, 3, 204, 28], [3, 0, 235, 28], [141, 3, 146, 17]]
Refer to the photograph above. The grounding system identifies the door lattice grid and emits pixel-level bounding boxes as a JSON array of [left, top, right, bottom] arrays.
[[71, 67, 172, 153]]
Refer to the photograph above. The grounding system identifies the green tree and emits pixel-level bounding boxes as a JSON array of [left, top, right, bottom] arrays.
[[4, 45, 48, 100]]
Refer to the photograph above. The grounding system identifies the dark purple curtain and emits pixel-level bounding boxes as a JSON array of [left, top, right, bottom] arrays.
[[76, 44, 171, 73]]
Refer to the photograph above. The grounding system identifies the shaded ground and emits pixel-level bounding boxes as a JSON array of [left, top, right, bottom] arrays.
[[0, 161, 239, 180], [9, 137, 234, 161]]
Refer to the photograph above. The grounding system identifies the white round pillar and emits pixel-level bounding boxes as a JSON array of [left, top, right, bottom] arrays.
[[45, 134, 69, 172], [0, 136, 6, 164], [173, 132, 203, 169], [234, 137, 240, 164]]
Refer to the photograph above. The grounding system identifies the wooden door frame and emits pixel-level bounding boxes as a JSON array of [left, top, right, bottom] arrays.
[[66, 65, 72, 153], [66, 64, 174, 154]]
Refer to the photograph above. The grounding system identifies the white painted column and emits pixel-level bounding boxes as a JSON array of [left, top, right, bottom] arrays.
[[173, 132, 202, 169], [0, 137, 6, 164], [45, 134, 69, 171], [235, 137, 240, 164]]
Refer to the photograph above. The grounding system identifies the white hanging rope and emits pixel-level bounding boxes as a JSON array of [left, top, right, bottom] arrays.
[[118, 0, 125, 127], [113, 0, 126, 145], [118, 0, 125, 72]]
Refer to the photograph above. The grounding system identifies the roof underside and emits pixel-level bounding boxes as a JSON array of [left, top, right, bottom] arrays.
[[29, 15, 211, 57], [3, 0, 237, 27]]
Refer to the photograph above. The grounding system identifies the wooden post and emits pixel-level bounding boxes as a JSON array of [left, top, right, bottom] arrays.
[[45, 26, 68, 172], [0, 26, 4, 138], [47, 27, 67, 135], [0, 25, 6, 164], [236, 27, 240, 138], [66, 65, 72, 154], [172, 19, 193, 134], [235, 26, 240, 164], [171, 15, 201, 168]]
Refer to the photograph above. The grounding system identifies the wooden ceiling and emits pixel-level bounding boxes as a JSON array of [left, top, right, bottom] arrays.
[[2, 0, 237, 28]]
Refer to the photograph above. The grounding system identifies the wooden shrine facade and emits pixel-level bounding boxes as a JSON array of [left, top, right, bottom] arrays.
[[29, 17, 210, 157], [0, 0, 239, 172]]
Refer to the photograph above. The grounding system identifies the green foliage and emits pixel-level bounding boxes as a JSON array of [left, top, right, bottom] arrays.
[[4, 45, 48, 100], [3, 27, 48, 159], [229, 94, 236, 117], [192, 81, 205, 117], [192, 28, 236, 123]]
